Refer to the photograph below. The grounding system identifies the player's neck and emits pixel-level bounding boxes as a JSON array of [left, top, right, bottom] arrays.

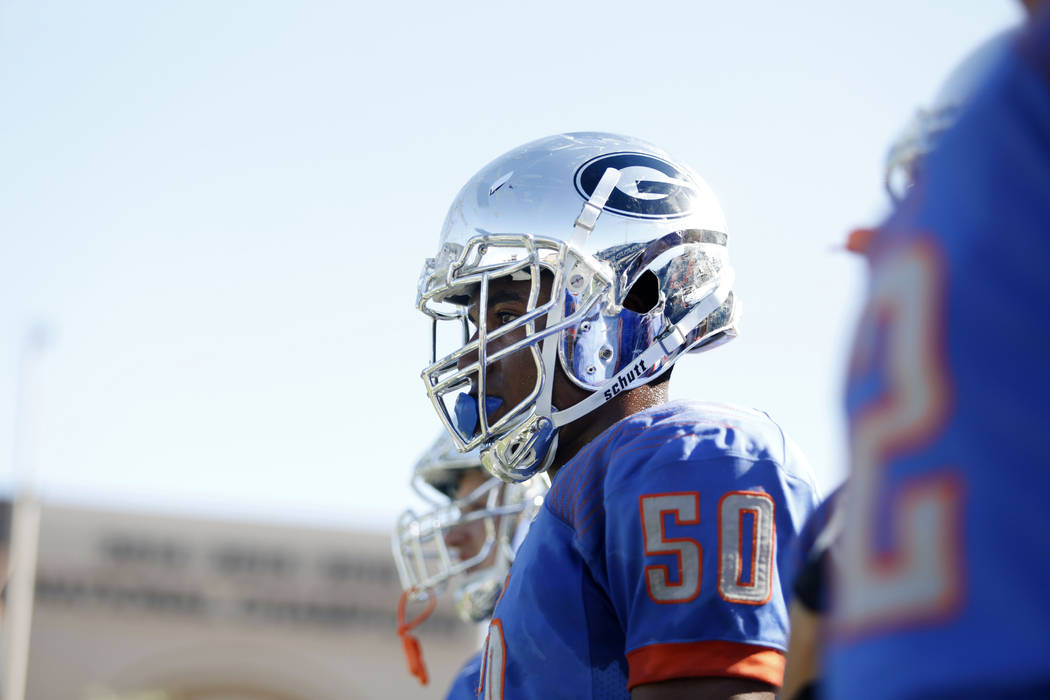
[[549, 383, 670, 477]]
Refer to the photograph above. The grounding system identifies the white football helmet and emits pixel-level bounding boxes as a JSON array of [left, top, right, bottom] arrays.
[[417, 132, 738, 482], [884, 29, 1016, 202], [392, 432, 547, 623]]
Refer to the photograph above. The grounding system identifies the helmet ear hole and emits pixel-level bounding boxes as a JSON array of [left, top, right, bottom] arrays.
[[624, 271, 660, 313]]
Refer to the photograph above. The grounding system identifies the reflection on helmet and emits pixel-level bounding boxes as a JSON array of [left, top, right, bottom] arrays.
[[417, 132, 739, 481], [884, 29, 1016, 202], [391, 432, 548, 623]]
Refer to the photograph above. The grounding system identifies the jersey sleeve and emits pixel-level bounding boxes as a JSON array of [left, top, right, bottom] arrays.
[[444, 651, 483, 700], [593, 449, 812, 690], [790, 485, 843, 614]]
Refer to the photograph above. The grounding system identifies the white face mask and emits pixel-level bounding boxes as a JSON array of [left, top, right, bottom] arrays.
[[391, 434, 548, 622]]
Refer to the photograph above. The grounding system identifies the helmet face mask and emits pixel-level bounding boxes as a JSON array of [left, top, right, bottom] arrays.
[[419, 234, 610, 479], [417, 133, 740, 482], [392, 434, 547, 622]]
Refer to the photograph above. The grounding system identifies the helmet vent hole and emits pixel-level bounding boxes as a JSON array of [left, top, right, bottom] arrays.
[[599, 346, 613, 362], [625, 271, 660, 313]]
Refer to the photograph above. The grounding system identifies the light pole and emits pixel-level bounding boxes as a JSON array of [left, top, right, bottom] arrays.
[[3, 324, 52, 700]]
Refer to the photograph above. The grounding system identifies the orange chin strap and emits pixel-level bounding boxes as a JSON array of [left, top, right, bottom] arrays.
[[397, 588, 438, 686]]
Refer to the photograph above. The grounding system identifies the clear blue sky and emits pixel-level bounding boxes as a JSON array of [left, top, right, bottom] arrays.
[[0, 0, 1023, 530]]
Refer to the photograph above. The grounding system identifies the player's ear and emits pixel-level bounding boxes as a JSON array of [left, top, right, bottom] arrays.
[[624, 271, 659, 313]]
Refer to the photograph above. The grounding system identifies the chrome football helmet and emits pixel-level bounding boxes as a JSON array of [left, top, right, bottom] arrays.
[[884, 29, 1016, 202], [417, 132, 738, 482], [392, 432, 547, 623]]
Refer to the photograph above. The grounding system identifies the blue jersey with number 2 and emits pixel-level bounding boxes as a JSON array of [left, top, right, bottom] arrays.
[[477, 400, 820, 699], [828, 16, 1050, 700]]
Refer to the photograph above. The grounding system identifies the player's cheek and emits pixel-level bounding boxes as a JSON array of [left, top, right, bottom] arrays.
[[488, 332, 535, 384], [507, 352, 540, 400]]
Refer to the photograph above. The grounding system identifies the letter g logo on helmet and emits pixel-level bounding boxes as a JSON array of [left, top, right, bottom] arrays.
[[574, 152, 697, 219]]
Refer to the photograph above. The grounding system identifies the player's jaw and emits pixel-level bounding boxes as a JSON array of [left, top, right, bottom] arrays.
[[444, 470, 499, 571]]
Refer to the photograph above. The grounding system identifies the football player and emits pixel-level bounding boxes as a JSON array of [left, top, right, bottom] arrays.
[[827, 3, 1050, 697], [414, 132, 821, 699], [392, 433, 547, 698], [782, 25, 1018, 700]]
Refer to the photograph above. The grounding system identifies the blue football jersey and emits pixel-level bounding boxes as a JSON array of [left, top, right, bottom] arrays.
[[789, 484, 844, 614], [445, 651, 482, 700], [828, 16, 1050, 699], [476, 400, 820, 698]]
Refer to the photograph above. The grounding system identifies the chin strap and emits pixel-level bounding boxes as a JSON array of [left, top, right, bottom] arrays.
[[397, 588, 437, 685]]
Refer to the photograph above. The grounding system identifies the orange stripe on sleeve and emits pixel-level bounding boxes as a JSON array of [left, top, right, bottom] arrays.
[[626, 640, 785, 690]]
